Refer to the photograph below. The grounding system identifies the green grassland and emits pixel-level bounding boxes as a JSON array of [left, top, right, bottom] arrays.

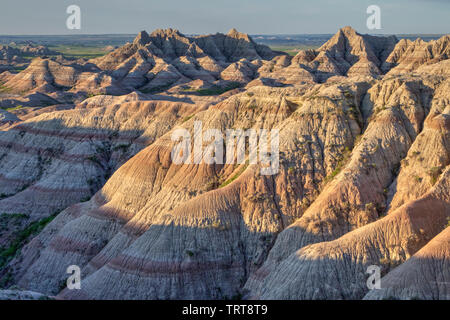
[[47, 45, 109, 59], [270, 44, 321, 56]]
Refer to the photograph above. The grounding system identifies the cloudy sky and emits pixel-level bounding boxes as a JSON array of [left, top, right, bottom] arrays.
[[0, 0, 448, 35]]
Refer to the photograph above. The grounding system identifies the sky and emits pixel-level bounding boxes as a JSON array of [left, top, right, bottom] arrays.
[[0, 0, 449, 35]]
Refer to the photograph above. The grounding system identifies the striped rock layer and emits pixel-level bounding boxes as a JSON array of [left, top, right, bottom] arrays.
[[0, 27, 449, 300]]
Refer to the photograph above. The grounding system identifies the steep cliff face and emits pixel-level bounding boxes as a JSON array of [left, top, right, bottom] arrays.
[[0, 27, 449, 300]]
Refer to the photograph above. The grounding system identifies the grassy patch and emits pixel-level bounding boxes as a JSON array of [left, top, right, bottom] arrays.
[[86, 93, 101, 98], [186, 82, 242, 96], [322, 147, 352, 185], [219, 164, 249, 188], [185, 250, 194, 257], [427, 166, 442, 185], [0, 212, 58, 270], [3, 105, 24, 112], [12, 66, 27, 73], [80, 196, 91, 203], [182, 115, 194, 123], [269, 45, 319, 56], [48, 45, 108, 59], [0, 84, 11, 93]]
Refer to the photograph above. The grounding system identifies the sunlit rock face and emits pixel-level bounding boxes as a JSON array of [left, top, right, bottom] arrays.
[[0, 27, 449, 300]]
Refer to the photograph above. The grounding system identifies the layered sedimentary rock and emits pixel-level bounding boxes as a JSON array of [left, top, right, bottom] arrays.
[[0, 289, 50, 300], [363, 227, 449, 300], [0, 27, 449, 300], [0, 44, 60, 74], [0, 93, 214, 277]]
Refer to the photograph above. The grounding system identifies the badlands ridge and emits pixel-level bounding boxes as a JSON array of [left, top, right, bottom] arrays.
[[0, 26, 449, 300]]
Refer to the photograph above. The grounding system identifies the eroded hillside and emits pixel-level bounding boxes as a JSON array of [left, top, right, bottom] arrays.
[[0, 27, 448, 300]]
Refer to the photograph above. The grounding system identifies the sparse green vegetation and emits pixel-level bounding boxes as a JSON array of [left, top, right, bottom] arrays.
[[189, 82, 242, 96], [12, 66, 27, 72], [288, 166, 295, 175], [219, 163, 249, 188], [0, 212, 58, 270], [343, 90, 353, 99], [269, 44, 320, 56], [323, 147, 352, 185], [248, 193, 268, 203], [375, 105, 388, 115], [0, 83, 11, 93], [3, 105, 24, 112], [205, 179, 219, 191], [427, 166, 442, 185], [365, 202, 375, 212], [185, 250, 194, 257], [182, 115, 194, 123], [47, 45, 108, 59], [80, 196, 91, 202], [211, 220, 231, 231]]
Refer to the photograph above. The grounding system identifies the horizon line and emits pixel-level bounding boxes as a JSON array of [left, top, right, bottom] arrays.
[[0, 32, 447, 37]]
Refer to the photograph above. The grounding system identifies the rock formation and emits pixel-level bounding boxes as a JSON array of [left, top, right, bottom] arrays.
[[0, 27, 448, 300]]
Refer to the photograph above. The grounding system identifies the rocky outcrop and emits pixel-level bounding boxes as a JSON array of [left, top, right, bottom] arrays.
[[364, 227, 449, 300], [386, 35, 450, 75], [0, 289, 51, 300], [0, 27, 449, 301], [3, 58, 127, 96], [0, 93, 213, 286]]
